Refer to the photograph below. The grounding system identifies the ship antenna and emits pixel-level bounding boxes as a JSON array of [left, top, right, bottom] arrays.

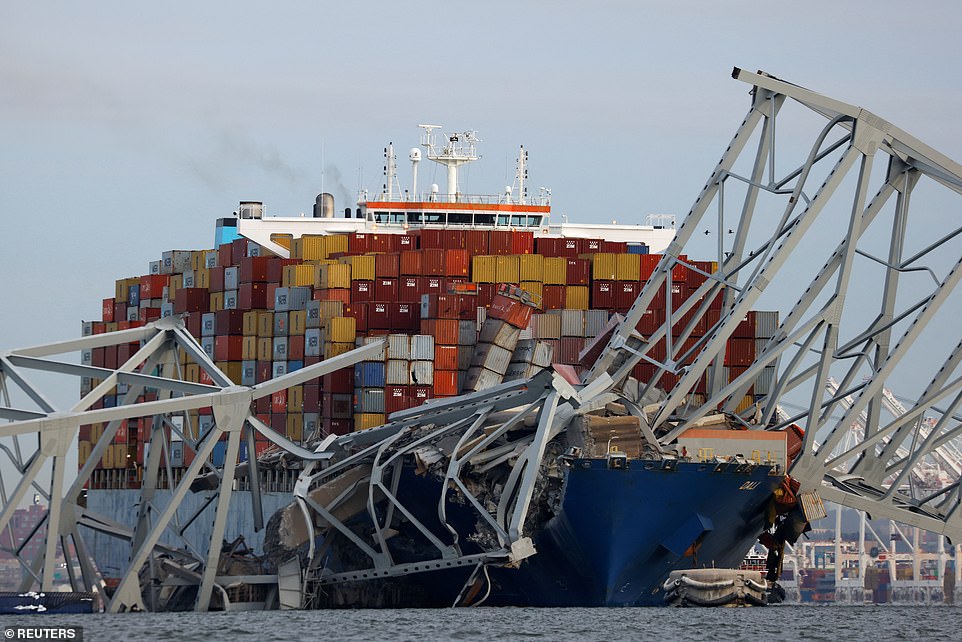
[[383, 142, 402, 201], [419, 124, 480, 200], [512, 145, 529, 205]]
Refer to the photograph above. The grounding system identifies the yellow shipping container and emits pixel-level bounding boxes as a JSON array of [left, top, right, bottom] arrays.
[[519, 254, 544, 282], [471, 255, 497, 283], [735, 396, 756, 414], [327, 234, 348, 256], [218, 361, 243, 385], [496, 255, 521, 284], [289, 386, 304, 411], [543, 257, 567, 285], [191, 250, 212, 271], [114, 444, 128, 469], [286, 413, 304, 442], [242, 336, 257, 360], [356, 413, 386, 431], [319, 262, 352, 289], [318, 300, 345, 320], [520, 281, 543, 307], [169, 274, 184, 297], [184, 363, 200, 383], [209, 291, 224, 312], [257, 312, 274, 337], [592, 253, 619, 281], [616, 253, 641, 281], [348, 255, 376, 281], [257, 338, 273, 362], [243, 311, 259, 336], [565, 286, 589, 310], [284, 264, 316, 288], [330, 316, 357, 343], [289, 310, 307, 335], [78, 440, 92, 467], [325, 341, 355, 359], [102, 444, 113, 469], [271, 233, 293, 250], [298, 235, 328, 260]]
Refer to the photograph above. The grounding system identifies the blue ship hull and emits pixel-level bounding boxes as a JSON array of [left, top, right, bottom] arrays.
[[316, 458, 782, 607]]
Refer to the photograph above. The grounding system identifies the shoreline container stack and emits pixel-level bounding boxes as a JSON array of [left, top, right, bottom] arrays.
[[80, 228, 778, 489]]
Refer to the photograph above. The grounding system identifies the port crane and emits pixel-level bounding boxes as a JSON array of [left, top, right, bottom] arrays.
[[2, 68, 962, 611]]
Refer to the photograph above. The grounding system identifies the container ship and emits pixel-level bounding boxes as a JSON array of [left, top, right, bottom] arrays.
[[78, 126, 806, 608]]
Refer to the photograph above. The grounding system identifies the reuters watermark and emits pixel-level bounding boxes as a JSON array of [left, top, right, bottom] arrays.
[[2, 627, 82, 641]]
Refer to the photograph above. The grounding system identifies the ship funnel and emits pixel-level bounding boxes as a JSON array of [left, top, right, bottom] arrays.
[[238, 201, 263, 220], [313, 193, 335, 218]]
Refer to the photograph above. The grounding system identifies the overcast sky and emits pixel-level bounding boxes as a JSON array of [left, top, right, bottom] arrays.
[[2, 0, 961, 405]]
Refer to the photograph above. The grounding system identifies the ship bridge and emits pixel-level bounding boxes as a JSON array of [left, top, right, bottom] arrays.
[[3, 69, 962, 612]]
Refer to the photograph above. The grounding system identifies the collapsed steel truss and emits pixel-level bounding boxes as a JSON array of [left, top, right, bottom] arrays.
[[2, 68, 962, 611], [587, 68, 962, 540]]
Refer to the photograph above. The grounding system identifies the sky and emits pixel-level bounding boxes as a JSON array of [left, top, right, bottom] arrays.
[[1, 1, 961, 407]]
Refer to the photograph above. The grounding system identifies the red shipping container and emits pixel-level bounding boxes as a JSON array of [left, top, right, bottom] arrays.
[[416, 229, 445, 249], [214, 335, 243, 361], [422, 249, 445, 276], [256, 361, 272, 384], [239, 256, 272, 283], [442, 229, 465, 250], [385, 385, 414, 414], [511, 231, 534, 255], [344, 302, 369, 333], [270, 413, 287, 433], [92, 322, 106, 335], [391, 302, 420, 331], [400, 250, 422, 276], [565, 258, 590, 285], [542, 285, 566, 310], [239, 282, 270, 309], [271, 390, 288, 414], [412, 385, 434, 405], [208, 266, 225, 292], [371, 234, 394, 254], [434, 344, 459, 370], [102, 298, 115, 322], [489, 230, 513, 255], [732, 311, 756, 339], [591, 280, 615, 309], [420, 276, 444, 297], [465, 230, 489, 256], [560, 237, 583, 257], [444, 249, 470, 277], [323, 418, 353, 436], [215, 309, 246, 335], [348, 233, 371, 254], [614, 281, 639, 311], [725, 337, 756, 366], [726, 366, 756, 394], [174, 288, 209, 314], [651, 282, 689, 310], [198, 368, 214, 385], [218, 243, 233, 268], [352, 280, 374, 302], [374, 278, 398, 301], [396, 234, 416, 251], [688, 260, 715, 290], [113, 302, 126, 322], [112, 419, 129, 444], [487, 294, 533, 329], [534, 237, 559, 257], [636, 308, 664, 335], [420, 318, 459, 345], [315, 288, 351, 305], [369, 301, 392, 329], [375, 252, 400, 278], [231, 238, 248, 265], [288, 334, 305, 360], [398, 277, 421, 302], [303, 383, 321, 411], [560, 337, 585, 364], [434, 370, 459, 396], [583, 239, 603, 253], [422, 294, 460, 319], [477, 283, 497, 309], [140, 275, 168, 299], [322, 369, 354, 394]]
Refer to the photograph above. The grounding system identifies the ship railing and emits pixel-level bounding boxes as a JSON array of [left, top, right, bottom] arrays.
[[367, 192, 550, 207]]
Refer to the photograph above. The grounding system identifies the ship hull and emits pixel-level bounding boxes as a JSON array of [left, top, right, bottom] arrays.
[[311, 459, 782, 607]]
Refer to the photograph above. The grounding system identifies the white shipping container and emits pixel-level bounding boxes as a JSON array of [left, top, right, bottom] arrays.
[[224, 290, 238, 310], [559, 309, 585, 337], [532, 313, 561, 340], [387, 334, 411, 360], [512, 339, 536, 364], [464, 366, 504, 392], [458, 321, 477, 346], [410, 360, 435, 386], [358, 388, 385, 413], [584, 310, 609, 338], [457, 345, 474, 371], [532, 341, 554, 367], [755, 311, 779, 339], [224, 266, 239, 291], [361, 335, 387, 361], [479, 319, 522, 350], [386, 359, 411, 385], [503, 362, 529, 381], [410, 334, 435, 361], [471, 342, 513, 376]]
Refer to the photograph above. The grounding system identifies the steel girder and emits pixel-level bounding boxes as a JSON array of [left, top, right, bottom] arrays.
[[584, 68, 962, 540], [0, 316, 384, 612]]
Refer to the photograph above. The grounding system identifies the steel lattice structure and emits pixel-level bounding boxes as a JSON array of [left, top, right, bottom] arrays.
[[2, 68, 962, 611]]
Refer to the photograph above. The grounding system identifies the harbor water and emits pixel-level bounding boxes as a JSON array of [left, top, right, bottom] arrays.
[[5, 605, 958, 641]]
